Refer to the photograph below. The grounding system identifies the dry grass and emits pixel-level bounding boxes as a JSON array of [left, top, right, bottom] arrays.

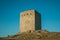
[[1, 30, 60, 40]]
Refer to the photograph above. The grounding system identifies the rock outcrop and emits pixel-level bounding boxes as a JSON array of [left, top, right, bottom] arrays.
[[0, 30, 60, 40]]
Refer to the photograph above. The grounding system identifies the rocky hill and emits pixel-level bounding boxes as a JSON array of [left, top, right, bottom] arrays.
[[0, 30, 60, 40]]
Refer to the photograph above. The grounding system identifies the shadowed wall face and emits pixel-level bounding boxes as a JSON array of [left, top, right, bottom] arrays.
[[35, 11, 41, 30]]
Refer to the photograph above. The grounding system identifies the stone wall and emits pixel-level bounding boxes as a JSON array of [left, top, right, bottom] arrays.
[[20, 10, 41, 33]]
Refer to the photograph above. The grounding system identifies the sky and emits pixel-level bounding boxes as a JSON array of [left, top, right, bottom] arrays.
[[0, 0, 60, 37]]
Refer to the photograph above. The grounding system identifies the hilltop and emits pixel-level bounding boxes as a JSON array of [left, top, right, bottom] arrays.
[[0, 30, 60, 40]]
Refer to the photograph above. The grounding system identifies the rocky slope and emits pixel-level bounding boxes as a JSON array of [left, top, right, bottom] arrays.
[[0, 30, 60, 40]]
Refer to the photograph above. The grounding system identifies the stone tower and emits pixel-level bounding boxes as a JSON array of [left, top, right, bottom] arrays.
[[20, 10, 41, 32]]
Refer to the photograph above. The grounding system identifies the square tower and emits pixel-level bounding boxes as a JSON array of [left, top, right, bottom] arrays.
[[20, 10, 41, 32]]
